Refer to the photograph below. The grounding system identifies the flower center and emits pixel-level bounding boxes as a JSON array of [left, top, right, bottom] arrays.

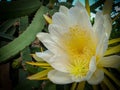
[[61, 25, 96, 78]]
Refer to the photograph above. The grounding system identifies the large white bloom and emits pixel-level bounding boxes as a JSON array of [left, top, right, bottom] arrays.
[[36, 2, 120, 84]]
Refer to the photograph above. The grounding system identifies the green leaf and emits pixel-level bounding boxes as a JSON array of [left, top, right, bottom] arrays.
[[19, 16, 29, 32], [0, 0, 41, 19], [0, 6, 48, 63]]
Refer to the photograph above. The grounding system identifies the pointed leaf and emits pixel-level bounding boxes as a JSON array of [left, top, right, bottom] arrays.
[[26, 62, 51, 67], [105, 45, 120, 56], [109, 38, 120, 45], [27, 68, 52, 80], [31, 54, 43, 61]]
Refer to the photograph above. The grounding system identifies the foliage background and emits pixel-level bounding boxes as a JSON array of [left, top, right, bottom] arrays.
[[0, 0, 120, 90]]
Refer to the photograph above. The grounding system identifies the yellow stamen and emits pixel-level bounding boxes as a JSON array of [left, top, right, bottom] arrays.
[[43, 14, 52, 24], [61, 25, 96, 78], [102, 68, 120, 87]]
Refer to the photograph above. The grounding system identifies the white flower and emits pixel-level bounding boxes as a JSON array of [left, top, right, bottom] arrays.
[[36, 2, 120, 85]]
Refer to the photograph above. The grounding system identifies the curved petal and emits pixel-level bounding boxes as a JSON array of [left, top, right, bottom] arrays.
[[48, 24, 62, 47], [69, 4, 92, 31], [35, 41, 69, 73], [52, 12, 69, 27], [96, 35, 108, 59], [71, 75, 87, 82], [49, 55, 69, 73], [36, 51, 69, 73], [48, 24, 66, 44], [93, 12, 109, 58], [93, 12, 105, 41], [76, 1, 86, 9], [94, 12, 109, 57], [87, 57, 96, 79], [86, 56, 96, 80], [89, 56, 96, 72], [87, 69, 104, 85], [103, 14, 112, 37], [59, 6, 69, 15], [35, 50, 53, 61], [48, 70, 73, 84], [36, 32, 62, 54], [49, 22, 68, 35], [99, 55, 120, 68]]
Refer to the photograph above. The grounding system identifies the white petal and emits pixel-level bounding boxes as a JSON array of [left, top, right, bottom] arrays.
[[49, 24, 68, 35], [35, 50, 53, 61], [93, 12, 104, 29], [93, 12, 105, 41], [87, 69, 104, 85], [49, 55, 69, 73], [76, 1, 85, 9], [95, 18, 109, 58], [48, 24, 67, 43], [89, 57, 96, 72], [86, 56, 96, 80], [59, 6, 69, 15], [71, 76, 87, 82], [69, 4, 92, 31], [48, 70, 73, 84], [103, 14, 112, 37], [93, 12, 111, 42], [96, 36, 108, 59], [48, 24, 62, 47], [36, 32, 62, 54], [52, 12, 69, 27], [99, 55, 120, 68]]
